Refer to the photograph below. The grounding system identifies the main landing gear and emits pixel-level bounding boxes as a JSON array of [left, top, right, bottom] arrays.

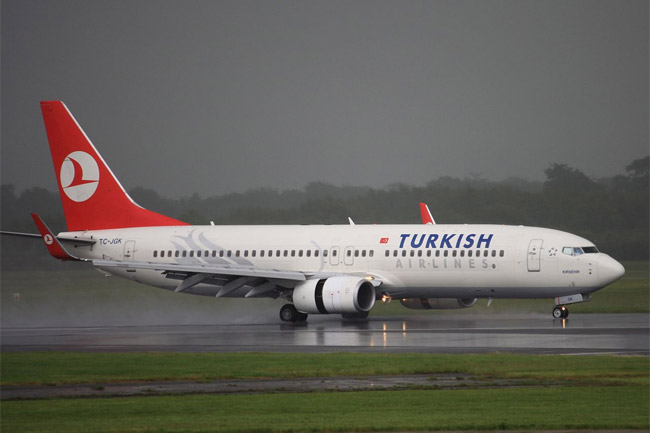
[[280, 304, 308, 323], [552, 305, 569, 319]]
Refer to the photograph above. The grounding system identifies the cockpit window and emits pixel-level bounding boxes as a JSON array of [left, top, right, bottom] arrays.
[[562, 246, 600, 256]]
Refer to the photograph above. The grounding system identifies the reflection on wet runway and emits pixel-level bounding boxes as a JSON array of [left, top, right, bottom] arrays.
[[2, 314, 648, 355]]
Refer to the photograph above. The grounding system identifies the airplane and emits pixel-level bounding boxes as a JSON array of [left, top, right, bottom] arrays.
[[2, 101, 626, 322]]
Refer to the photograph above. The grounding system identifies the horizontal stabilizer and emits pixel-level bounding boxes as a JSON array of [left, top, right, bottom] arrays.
[[30, 213, 83, 261]]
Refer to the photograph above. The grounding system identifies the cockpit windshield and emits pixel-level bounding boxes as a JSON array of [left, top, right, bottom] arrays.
[[562, 246, 599, 256]]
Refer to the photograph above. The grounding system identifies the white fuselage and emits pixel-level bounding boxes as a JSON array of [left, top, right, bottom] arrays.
[[62, 223, 624, 300]]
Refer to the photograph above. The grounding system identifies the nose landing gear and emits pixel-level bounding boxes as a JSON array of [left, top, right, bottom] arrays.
[[552, 305, 569, 319]]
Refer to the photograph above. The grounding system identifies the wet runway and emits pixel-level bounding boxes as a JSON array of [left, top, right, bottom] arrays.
[[2, 313, 648, 355]]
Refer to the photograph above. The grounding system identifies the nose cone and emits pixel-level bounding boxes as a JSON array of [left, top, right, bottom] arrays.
[[598, 255, 625, 286]]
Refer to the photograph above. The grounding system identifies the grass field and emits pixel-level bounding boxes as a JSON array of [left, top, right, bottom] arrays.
[[3, 386, 648, 433], [1, 353, 648, 432], [2, 352, 648, 385]]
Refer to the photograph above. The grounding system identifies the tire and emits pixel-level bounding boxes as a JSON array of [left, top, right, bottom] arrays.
[[280, 304, 298, 322], [552, 306, 564, 319]]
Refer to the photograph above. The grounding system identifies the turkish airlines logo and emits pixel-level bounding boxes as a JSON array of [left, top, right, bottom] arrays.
[[60, 151, 99, 202], [43, 234, 54, 245]]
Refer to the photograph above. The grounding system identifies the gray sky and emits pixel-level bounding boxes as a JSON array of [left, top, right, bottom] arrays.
[[2, 0, 648, 197]]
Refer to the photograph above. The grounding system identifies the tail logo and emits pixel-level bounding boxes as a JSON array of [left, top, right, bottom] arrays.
[[43, 234, 54, 245], [60, 151, 100, 202]]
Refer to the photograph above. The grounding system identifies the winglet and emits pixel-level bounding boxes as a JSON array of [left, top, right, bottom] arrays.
[[419, 203, 436, 225], [31, 213, 81, 261]]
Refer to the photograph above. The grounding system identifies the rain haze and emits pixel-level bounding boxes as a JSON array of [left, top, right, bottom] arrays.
[[2, 0, 648, 198]]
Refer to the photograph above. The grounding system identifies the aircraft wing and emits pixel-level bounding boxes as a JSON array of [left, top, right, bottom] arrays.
[[92, 259, 309, 297]]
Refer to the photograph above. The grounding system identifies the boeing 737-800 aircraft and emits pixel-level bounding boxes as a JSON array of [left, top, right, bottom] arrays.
[[4, 101, 625, 322]]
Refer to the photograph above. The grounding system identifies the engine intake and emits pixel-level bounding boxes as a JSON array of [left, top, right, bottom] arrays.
[[293, 276, 376, 314], [400, 298, 478, 310]]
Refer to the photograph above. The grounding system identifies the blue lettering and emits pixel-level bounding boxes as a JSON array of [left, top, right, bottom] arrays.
[[399, 234, 409, 248], [463, 234, 476, 248], [440, 234, 456, 248], [426, 234, 438, 248], [410, 234, 426, 248], [455, 234, 464, 248], [477, 234, 493, 249]]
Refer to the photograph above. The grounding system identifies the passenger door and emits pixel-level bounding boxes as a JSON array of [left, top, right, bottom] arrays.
[[527, 239, 543, 272]]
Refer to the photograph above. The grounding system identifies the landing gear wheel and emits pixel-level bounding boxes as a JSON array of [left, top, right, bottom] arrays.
[[341, 311, 370, 321], [552, 306, 569, 319], [280, 304, 308, 322]]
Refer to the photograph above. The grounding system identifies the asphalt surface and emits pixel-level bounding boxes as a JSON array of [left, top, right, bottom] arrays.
[[2, 313, 648, 355]]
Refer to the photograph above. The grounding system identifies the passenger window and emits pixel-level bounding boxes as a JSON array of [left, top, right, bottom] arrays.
[[452, 250, 457, 257], [362, 250, 366, 257], [491, 250, 496, 257], [369, 250, 374, 257], [291, 250, 296, 257], [153, 251, 158, 258], [196, 251, 201, 257], [260, 250, 265, 257], [417, 250, 422, 257], [323, 250, 328, 257], [332, 250, 337, 257], [410, 250, 415, 257], [168, 251, 173, 257], [347, 250, 352, 257], [393, 250, 398, 257], [460, 250, 465, 257], [444, 250, 448, 257], [385, 250, 390, 257], [227, 251, 232, 257], [306, 250, 311, 257], [284, 250, 288, 257], [235, 251, 240, 257], [500, 250, 504, 257], [354, 250, 359, 257], [484, 250, 489, 257], [219, 250, 224, 257], [436, 250, 440, 257], [468, 250, 472, 257], [212, 251, 216, 257], [182, 251, 187, 257], [402, 250, 407, 257], [426, 250, 431, 257], [315, 250, 320, 257], [175, 251, 180, 257]]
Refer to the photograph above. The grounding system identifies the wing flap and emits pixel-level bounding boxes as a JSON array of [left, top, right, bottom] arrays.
[[92, 259, 307, 282]]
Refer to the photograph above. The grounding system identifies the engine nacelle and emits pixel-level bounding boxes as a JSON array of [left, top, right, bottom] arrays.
[[400, 297, 478, 310], [293, 276, 376, 314]]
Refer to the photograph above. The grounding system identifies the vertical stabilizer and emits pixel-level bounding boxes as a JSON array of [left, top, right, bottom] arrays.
[[40, 101, 187, 231]]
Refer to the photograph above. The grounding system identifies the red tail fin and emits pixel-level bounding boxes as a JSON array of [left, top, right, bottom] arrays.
[[40, 101, 188, 231]]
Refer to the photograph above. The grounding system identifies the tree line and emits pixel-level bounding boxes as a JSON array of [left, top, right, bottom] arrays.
[[1, 156, 647, 269]]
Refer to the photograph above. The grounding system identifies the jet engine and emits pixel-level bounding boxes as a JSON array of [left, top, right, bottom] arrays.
[[293, 276, 376, 314], [400, 297, 478, 310]]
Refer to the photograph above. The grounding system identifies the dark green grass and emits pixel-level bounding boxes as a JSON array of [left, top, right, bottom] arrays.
[[2, 352, 648, 386], [2, 386, 648, 433]]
